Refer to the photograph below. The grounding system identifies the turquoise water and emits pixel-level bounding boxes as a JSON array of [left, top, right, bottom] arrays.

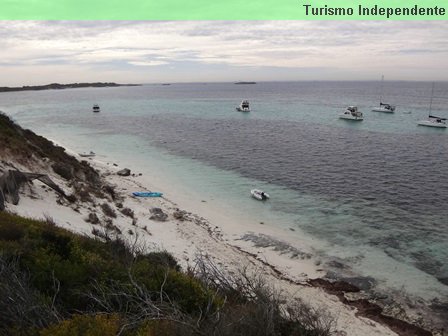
[[1, 82, 448, 323]]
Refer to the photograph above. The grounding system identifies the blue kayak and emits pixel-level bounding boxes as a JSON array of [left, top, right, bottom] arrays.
[[132, 192, 163, 197]]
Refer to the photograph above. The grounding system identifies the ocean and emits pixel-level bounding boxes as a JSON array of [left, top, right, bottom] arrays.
[[1, 81, 447, 322]]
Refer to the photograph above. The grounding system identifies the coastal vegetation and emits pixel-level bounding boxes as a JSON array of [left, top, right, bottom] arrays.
[[0, 82, 140, 93], [0, 211, 335, 335]]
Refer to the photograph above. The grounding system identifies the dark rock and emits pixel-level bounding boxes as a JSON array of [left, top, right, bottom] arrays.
[[120, 207, 134, 218], [86, 212, 100, 224], [173, 209, 187, 220], [66, 194, 77, 203], [150, 207, 168, 221], [117, 168, 131, 176]]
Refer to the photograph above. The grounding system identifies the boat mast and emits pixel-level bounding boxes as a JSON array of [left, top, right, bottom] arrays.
[[429, 82, 434, 116], [379, 75, 384, 104]]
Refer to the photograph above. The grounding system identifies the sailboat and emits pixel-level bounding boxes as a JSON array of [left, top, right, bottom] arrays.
[[417, 83, 447, 128], [372, 75, 396, 113]]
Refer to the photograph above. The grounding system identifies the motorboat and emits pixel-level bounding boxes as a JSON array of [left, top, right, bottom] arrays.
[[236, 100, 250, 112], [251, 189, 269, 201], [417, 83, 447, 129], [93, 104, 100, 113], [79, 151, 96, 158], [372, 75, 396, 113], [339, 106, 363, 121]]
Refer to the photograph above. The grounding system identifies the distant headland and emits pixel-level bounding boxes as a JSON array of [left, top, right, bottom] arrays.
[[234, 81, 256, 85], [0, 82, 141, 93]]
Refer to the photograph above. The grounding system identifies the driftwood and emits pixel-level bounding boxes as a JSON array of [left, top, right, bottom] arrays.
[[0, 169, 66, 211]]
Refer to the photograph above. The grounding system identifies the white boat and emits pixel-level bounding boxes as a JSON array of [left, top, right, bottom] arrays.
[[339, 106, 363, 121], [79, 151, 96, 157], [372, 102, 395, 113], [417, 83, 447, 129], [236, 100, 250, 112], [93, 104, 100, 113], [251, 189, 269, 201], [417, 117, 447, 128], [372, 76, 395, 113]]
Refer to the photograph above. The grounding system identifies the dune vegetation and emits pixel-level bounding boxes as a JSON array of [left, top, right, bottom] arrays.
[[0, 211, 334, 336]]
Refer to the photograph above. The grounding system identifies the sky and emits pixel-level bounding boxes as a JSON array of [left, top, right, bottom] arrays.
[[0, 21, 447, 86]]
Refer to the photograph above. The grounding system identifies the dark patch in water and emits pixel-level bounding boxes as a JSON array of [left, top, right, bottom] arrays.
[[326, 260, 350, 270], [437, 277, 448, 286], [108, 115, 448, 284], [341, 276, 376, 291]]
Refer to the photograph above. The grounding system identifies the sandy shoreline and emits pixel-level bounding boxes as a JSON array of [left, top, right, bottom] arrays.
[[2, 141, 439, 335]]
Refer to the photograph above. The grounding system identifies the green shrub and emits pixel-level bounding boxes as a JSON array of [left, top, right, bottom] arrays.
[[0, 218, 25, 241], [1, 210, 337, 336], [137, 251, 180, 271], [101, 203, 117, 218], [134, 320, 194, 336], [40, 314, 121, 336]]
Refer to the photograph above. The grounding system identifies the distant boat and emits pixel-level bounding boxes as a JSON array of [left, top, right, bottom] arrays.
[[236, 100, 250, 112], [93, 104, 100, 113], [132, 191, 163, 197], [162, 83, 171, 86], [418, 116, 447, 128], [417, 83, 447, 129], [339, 106, 363, 121], [372, 76, 395, 113], [234, 81, 256, 84], [79, 151, 96, 158], [251, 189, 269, 201]]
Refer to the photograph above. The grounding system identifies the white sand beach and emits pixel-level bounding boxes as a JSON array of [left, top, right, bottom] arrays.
[[1, 146, 401, 336]]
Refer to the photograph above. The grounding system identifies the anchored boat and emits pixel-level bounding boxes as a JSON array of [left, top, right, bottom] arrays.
[[251, 189, 269, 201], [417, 83, 447, 129], [339, 106, 363, 121], [236, 100, 250, 112], [372, 76, 395, 113]]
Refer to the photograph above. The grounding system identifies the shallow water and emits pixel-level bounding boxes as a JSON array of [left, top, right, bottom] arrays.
[[2, 81, 448, 314]]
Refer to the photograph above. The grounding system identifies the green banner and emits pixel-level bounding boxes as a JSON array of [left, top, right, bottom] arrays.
[[1, 0, 446, 20]]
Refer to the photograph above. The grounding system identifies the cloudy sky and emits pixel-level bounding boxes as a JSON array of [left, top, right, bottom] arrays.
[[1, 21, 447, 86]]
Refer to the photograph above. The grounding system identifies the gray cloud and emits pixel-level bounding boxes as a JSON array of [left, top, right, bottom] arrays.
[[0, 21, 447, 85]]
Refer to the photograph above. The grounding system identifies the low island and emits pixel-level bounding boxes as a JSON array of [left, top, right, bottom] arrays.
[[0, 82, 141, 93]]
